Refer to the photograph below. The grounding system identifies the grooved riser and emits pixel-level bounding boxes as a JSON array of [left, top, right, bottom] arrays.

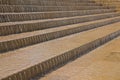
[[0, 0, 99, 5], [2, 30, 120, 80], [0, 18, 120, 53], [0, 9, 116, 22], [0, 13, 119, 36], [0, 6, 110, 12]]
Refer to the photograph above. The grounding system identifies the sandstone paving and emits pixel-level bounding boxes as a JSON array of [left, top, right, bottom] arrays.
[[0, 22, 120, 79], [39, 36, 120, 80]]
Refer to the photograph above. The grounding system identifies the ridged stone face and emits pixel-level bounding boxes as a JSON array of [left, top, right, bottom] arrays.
[[0, 0, 120, 80]]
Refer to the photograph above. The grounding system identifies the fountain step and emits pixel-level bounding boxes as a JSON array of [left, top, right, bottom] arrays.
[[0, 12, 119, 36], [0, 16, 120, 53], [0, 5, 112, 12], [0, 9, 116, 23], [38, 37, 120, 80], [0, 0, 98, 5], [0, 22, 120, 80]]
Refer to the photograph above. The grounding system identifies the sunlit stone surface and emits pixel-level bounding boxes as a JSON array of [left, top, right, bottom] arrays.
[[0, 0, 120, 80], [40, 37, 120, 80]]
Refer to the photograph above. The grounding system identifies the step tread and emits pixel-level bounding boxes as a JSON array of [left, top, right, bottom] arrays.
[[0, 22, 120, 79], [0, 1, 101, 5], [0, 15, 120, 42], [39, 37, 120, 80], [0, 5, 110, 12], [0, 12, 118, 26], [0, 9, 115, 23], [0, 9, 114, 15], [0, 5, 106, 7]]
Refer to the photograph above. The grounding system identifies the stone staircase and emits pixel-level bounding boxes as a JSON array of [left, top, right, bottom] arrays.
[[38, 36, 120, 80], [94, 0, 120, 12], [0, 0, 120, 80]]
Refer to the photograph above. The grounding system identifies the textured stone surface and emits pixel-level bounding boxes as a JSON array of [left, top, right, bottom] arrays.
[[0, 15, 120, 53], [0, 5, 111, 12], [0, 12, 119, 36], [0, 0, 99, 5], [94, 0, 120, 12], [0, 22, 120, 80], [0, 0, 120, 80], [0, 9, 115, 23], [40, 37, 120, 80]]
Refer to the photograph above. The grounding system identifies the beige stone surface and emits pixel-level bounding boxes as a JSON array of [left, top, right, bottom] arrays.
[[0, 22, 120, 79], [0, 14, 119, 42], [40, 37, 120, 80], [94, 0, 120, 12], [0, 0, 120, 80]]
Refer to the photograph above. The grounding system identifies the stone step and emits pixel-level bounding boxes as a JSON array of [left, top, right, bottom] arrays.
[[0, 5, 112, 12], [0, 9, 116, 22], [0, 22, 120, 80], [0, 0, 98, 5], [0, 16, 120, 53], [38, 36, 120, 80], [0, 12, 119, 36]]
